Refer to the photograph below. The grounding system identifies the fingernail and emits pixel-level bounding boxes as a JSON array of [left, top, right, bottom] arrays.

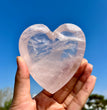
[[16, 56, 23, 69], [92, 75, 97, 80], [89, 63, 93, 69], [16, 56, 20, 68], [81, 59, 88, 64]]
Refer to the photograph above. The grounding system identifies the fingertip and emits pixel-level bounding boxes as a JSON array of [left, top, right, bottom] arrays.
[[81, 58, 88, 65], [74, 59, 88, 78], [16, 56, 24, 68], [16, 56, 29, 79], [88, 63, 93, 69], [91, 75, 97, 81], [87, 75, 96, 87], [79, 59, 88, 69], [85, 63, 93, 74]]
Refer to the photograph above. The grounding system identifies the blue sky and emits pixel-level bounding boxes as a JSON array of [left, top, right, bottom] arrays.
[[0, 0, 107, 96]]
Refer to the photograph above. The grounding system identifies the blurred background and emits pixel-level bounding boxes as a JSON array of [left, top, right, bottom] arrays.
[[0, 0, 107, 109]]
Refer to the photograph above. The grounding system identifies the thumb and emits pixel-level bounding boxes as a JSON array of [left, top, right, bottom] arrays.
[[13, 56, 31, 101]]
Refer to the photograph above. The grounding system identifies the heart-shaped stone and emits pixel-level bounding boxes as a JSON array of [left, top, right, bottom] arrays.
[[19, 23, 86, 94]]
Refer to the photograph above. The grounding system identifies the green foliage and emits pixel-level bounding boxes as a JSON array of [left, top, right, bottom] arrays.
[[0, 99, 12, 110], [0, 88, 12, 110], [0, 88, 107, 110], [0, 88, 12, 107], [4, 99, 12, 110], [83, 94, 107, 110]]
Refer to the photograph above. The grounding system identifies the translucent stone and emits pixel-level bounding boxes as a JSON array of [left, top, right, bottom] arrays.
[[19, 24, 86, 94]]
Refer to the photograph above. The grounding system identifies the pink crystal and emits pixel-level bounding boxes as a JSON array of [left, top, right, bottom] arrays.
[[19, 23, 86, 94]]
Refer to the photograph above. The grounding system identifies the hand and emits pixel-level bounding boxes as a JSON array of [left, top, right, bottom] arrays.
[[10, 56, 96, 110]]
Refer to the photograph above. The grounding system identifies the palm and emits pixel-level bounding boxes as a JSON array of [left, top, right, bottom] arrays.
[[10, 57, 96, 110]]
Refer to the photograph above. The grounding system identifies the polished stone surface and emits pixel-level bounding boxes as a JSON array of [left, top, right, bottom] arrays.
[[19, 24, 86, 94]]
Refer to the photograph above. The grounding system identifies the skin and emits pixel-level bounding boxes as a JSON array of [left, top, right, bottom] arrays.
[[9, 56, 96, 110]]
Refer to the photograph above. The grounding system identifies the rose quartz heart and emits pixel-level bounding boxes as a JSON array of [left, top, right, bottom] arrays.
[[19, 24, 86, 94]]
